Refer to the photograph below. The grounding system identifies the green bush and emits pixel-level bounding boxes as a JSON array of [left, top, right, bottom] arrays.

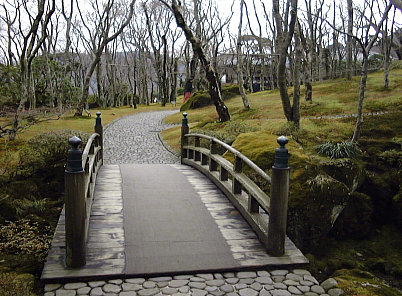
[[17, 130, 90, 177], [0, 271, 36, 296]]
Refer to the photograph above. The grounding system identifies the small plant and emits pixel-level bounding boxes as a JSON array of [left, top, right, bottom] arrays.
[[0, 219, 52, 261], [316, 141, 359, 160]]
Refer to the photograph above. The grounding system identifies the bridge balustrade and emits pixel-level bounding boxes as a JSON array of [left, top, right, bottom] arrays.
[[64, 112, 103, 268], [180, 112, 290, 256]]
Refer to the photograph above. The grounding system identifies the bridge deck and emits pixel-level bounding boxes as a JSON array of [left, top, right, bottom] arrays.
[[42, 164, 307, 283]]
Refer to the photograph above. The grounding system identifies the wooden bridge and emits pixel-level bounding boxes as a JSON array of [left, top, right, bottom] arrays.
[[41, 112, 308, 283]]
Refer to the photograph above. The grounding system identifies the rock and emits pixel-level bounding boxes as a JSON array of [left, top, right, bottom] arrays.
[[103, 284, 121, 293], [126, 279, 146, 285], [120, 292, 137, 296], [214, 273, 224, 279], [255, 277, 273, 285], [304, 292, 319, 296], [56, 290, 76, 296], [257, 271, 270, 277], [239, 278, 255, 284], [156, 282, 169, 288], [189, 282, 206, 289], [258, 290, 271, 296], [237, 272, 257, 279], [223, 272, 235, 278], [283, 280, 298, 286], [299, 280, 314, 286], [272, 276, 285, 282], [288, 286, 302, 295], [311, 285, 325, 294], [292, 269, 311, 276], [123, 283, 143, 291], [328, 288, 344, 296], [250, 282, 263, 291], [64, 283, 87, 290], [149, 277, 173, 282], [88, 281, 106, 288], [205, 279, 225, 287], [178, 286, 190, 293], [161, 287, 178, 294], [137, 288, 160, 296], [77, 287, 91, 294], [45, 284, 62, 292], [270, 270, 288, 276], [190, 277, 206, 282], [169, 280, 189, 288], [108, 279, 123, 285], [320, 278, 338, 291], [226, 278, 240, 284], [273, 283, 287, 290], [304, 275, 319, 285], [238, 288, 259, 296], [220, 284, 234, 293], [44, 293, 55, 296], [270, 289, 291, 296], [210, 290, 225, 296], [173, 275, 192, 280], [90, 287, 103, 296], [297, 285, 310, 292], [191, 288, 208, 296], [196, 274, 214, 280], [235, 283, 248, 290], [143, 281, 156, 289], [285, 273, 302, 282]]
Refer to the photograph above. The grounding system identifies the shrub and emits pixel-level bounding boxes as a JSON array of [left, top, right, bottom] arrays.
[[0, 271, 36, 296], [17, 129, 90, 177], [316, 141, 359, 159], [0, 219, 52, 261]]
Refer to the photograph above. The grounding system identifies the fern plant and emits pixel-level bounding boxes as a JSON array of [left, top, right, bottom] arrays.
[[316, 141, 359, 159]]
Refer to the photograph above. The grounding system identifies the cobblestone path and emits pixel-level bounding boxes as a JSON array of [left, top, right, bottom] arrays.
[[103, 110, 179, 164]]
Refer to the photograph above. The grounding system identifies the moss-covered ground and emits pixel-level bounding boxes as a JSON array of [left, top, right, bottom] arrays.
[[162, 68, 402, 295]]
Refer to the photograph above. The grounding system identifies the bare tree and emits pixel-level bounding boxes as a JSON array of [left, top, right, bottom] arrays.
[[236, 0, 250, 110], [160, 0, 230, 122], [74, 0, 135, 116], [273, 0, 299, 124]]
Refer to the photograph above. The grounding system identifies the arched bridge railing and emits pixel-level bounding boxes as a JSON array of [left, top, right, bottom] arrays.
[[180, 113, 290, 256], [64, 112, 103, 268]]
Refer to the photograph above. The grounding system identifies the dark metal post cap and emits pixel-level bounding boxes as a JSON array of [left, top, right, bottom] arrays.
[[96, 112, 101, 117], [67, 136, 83, 172], [182, 112, 188, 127], [69, 136, 82, 148], [274, 135, 289, 169], [277, 135, 288, 147]]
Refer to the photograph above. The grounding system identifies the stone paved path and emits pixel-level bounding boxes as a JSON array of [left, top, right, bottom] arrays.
[[104, 110, 179, 164], [45, 110, 344, 296]]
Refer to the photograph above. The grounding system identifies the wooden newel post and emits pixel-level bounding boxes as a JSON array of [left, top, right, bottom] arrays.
[[267, 136, 290, 256], [94, 112, 103, 163], [181, 112, 189, 163], [65, 136, 87, 267]]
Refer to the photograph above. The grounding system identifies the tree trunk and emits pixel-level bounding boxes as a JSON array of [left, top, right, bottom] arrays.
[[237, 0, 250, 110], [170, 0, 230, 122], [292, 23, 302, 127], [346, 0, 353, 80], [351, 56, 368, 143]]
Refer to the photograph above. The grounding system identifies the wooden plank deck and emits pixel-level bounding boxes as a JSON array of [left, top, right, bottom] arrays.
[[41, 164, 308, 283]]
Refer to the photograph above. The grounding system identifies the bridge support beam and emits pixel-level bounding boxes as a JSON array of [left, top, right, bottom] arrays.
[[95, 112, 103, 163], [267, 136, 290, 256], [65, 136, 86, 267]]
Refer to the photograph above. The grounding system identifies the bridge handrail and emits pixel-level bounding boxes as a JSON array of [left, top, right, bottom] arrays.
[[64, 112, 103, 268], [185, 133, 271, 183], [180, 112, 289, 256]]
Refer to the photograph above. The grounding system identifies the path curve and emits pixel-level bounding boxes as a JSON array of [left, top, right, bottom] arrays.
[[103, 110, 179, 164]]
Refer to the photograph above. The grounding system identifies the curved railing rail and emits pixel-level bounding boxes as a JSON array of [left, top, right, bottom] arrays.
[[64, 112, 103, 268], [180, 113, 290, 256]]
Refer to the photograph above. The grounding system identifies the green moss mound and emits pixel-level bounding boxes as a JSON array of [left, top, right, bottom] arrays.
[[180, 84, 240, 111], [334, 269, 402, 296], [0, 270, 37, 296]]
